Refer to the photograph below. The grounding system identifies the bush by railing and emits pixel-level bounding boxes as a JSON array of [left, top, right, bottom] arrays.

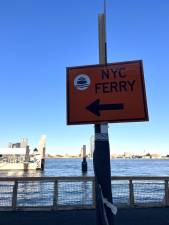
[[0, 176, 169, 210]]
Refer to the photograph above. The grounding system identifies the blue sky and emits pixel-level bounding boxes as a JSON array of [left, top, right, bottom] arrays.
[[0, 0, 169, 155]]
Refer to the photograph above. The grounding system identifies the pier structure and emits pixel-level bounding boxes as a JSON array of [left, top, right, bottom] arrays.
[[37, 135, 46, 170], [0, 145, 39, 170], [0, 136, 47, 170], [81, 145, 88, 173]]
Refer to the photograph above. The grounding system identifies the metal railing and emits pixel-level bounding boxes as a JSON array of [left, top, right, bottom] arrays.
[[0, 176, 169, 210]]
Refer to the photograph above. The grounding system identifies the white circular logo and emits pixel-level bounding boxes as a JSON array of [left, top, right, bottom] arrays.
[[74, 74, 91, 91]]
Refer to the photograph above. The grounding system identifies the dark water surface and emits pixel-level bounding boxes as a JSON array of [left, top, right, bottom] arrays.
[[0, 158, 169, 177], [0, 159, 169, 207]]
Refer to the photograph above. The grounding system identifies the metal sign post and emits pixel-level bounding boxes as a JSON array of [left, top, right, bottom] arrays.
[[66, 2, 148, 224], [93, 13, 115, 225]]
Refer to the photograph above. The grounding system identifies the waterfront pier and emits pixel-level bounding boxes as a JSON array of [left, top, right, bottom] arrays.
[[81, 145, 88, 173]]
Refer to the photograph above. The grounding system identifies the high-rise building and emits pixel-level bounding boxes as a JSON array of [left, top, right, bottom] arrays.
[[38, 135, 46, 157], [12, 143, 21, 148], [8, 138, 28, 149], [8, 143, 12, 148], [89, 135, 94, 158], [80, 145, 86, 158], [20, 138, 28, 148]]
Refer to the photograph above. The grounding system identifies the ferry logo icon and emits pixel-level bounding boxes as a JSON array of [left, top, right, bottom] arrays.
[[74, 74, 91, 91]]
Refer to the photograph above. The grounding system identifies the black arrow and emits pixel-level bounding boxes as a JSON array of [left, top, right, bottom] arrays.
[[86, 99, 124, 116]]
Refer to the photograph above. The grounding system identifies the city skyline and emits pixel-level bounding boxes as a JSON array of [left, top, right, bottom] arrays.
[[2, 135, 168, 156], [0, 1, 169, 155]]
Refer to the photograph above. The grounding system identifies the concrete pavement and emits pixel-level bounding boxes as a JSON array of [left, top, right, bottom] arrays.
[[0, 208, 169, 225]]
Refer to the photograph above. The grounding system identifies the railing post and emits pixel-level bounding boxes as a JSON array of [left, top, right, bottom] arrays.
[[92, 179, 96, 208], [129, 179, 134, 207], [53, 180, 58, 210], [12, 181, 18, 210], [165, 180, 169, 206]]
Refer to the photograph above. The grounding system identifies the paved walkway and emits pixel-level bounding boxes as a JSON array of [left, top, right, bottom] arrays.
[[0, 208, 169, 225]]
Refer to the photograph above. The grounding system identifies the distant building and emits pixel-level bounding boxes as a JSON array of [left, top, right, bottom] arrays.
[[80, 145, 86, 158], [151, 154, 161, 159], [123, 152, 132, 159], [89, 135, 94, 158], [80, 147, 83, 157], [8, 142, 12, 148], [8, 138, 28, 149], [38, 135, 46, 158], [12, 143, 21, 148], [20, 138, 28, 148]]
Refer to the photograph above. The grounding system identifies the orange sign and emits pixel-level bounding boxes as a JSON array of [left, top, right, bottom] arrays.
[[67, 60, 148, 125]]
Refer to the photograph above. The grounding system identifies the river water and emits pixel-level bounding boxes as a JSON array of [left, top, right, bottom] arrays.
[[0, 159, 169, 207], [0, 158, 169, 177]]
